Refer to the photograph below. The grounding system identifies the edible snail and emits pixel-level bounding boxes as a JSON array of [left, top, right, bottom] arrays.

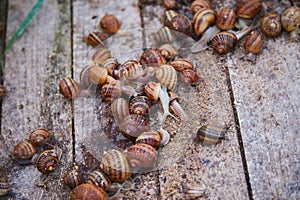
[[13, 141, 36, 163], [190, 0, 212, 15], [169, 57, 194, 72], [139, 49, 166, 66], [170, 14, 193, 37], [35, 149, 59, 174], [111, 97, 130, 124], [164, 10, 179, 27], [244, 30, 264, 62], [158, 44, 179, 60], [260, 12, 282, 37], [100, 81, 122, 103], [155, 64, 178, 91], [70, 183, 108, 200], [216, 7, 236, 30], [0, 177, 10, 196], [163, 0, 180, 10], [129, 96, 153, 116], [82, 31, 108, 47], [59, 77, 81, 99], [100, 150, 132, 183], [193, 8, 216, 36], [29, 128, 51, 147], [186, 184, 207, 199], [88, 66, 116, 86], [236, 0, 262, 19], [152, 26, 176, 45], [63, 169, 83, 189], [102, 57, 119, 78], [99, 14, 120, 34], [197, 124, 226, 144], [87, 170, 112, 191], [0, 84, 6, 100], [281, 6, 300, 42], [91, 47, 112, 65], [135, 130, 162, 149], [180, 68, 199, 86], [120, 114, 151, 137]]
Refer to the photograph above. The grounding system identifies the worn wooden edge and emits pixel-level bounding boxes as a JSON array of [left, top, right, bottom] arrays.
[[0, 0, 73, 199]]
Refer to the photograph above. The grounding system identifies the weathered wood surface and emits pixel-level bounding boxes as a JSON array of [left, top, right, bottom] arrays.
[[0, 0, 299, 199]]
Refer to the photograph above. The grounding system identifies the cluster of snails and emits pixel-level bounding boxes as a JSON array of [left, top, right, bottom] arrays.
[[12, 128, 61, 175], [161, 0, 300, 62]]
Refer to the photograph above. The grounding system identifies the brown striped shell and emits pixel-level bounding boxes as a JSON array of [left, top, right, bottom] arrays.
[[155, 64, 177, 91], [111, 97, 130, 124], [59, 77, 81, 99], [169, 58, 194, 72], [92, 47, 112, 65], [163, 0, 180, 10], [197, 124, 226, 144], [102, 57, 119, 77], [152, 26, 176, 45], [180, 69, 199, 85], [244, 30, 263, 54], [35, 149, 59, 174], [158, 44, 178, 60], [129, 96, 153, 116], [13, 141, 36, 161], [100, 81, 122, 103], [88, 66, 115, 85], [170, 14, 193, 37], [100, 150, 132, 183], [139, 49, 166, 66], [190, 0, 212, 14], [63, 169, 83, 189], [0, 177, 10, 196], [82, 31, 108, 47], [124, 143, 158, 169], [79, 66, 93, 88], [186, 184, 206, 199], [281, 6, 300, 33], [118, 60, 146, 82], [87, 170, 112, 191], [216, 7, 236, 30], [236, 0, 262, 19], [29, 128, 50, 147], [0, 84, 6, 100], [70, 183, 108, 200], [99, 14, 120, 34], [164, 10, 178, 27], [144, 81, 161, 102], [260, 12, 282, 37], [209, 31, 237, 54], [120, 114, 151, 137], [135, 130, 162, 149], [193, 8, 216, 36]]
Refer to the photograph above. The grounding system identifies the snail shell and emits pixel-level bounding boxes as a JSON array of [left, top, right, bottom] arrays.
[[102, 57, 119, 77], [197, 124, 225, 144], [91, 47, 112, 65], [70, 183, 108, 200], [13, 141, 36, 161], [155, 64, 177, 91], [139, 49, 166, 66], [170, 14, 193, 37], [59, 77, 81, 99], [118, 60, 146, 82], [63, 169, 83, 189], [35, 149, 59, 174], [99, 14, 120, 34], [180, 69, 199, 85], [129, 96, 153, 116], [186, 184, 206, 199], [281, 6, 300, 41], [260, 12, 282, 37], [120, 114, 151, 137], [135, 130, 162, 149], [29, 128, 50, 147], [88, 66, 115, 85], [163, 0, 180, 10], [193, 8, 216, 36], [169, 91, 188, 121], [169, 58, 194, 72], [216, 7, 236, 30], [190, 0, 211, 14], [144, 81, 161, 102], [236, 0, 262, 19], [111, 97, 130, 124], [209, 31, 237, 54], [164, 10, 178, 27], [124, 143, 158, 169], [100, 81, 122, 103], [158, 44, 178, 60], [244, 30, 263, 54], [87, 170, 112, 191], [79, 66, 93, 88], [100, 150, 132, 183], [0, 84, 6, 100], [152, 26, 176, 45], [82, 31, 108, 47], [0, 177, 10, 196]]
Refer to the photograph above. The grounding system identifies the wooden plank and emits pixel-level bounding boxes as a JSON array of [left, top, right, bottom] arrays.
[[1, 0, 73, 199], [227, 6, 300, 199]]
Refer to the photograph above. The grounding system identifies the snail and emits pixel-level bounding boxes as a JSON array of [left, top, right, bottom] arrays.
[[180, 68, 200, 85], [59, 77, 81, 99], [260, 12, 282, 37], [100, 81, 122, 103], [169, 57, 194, 72], [139, 48, 166, 66], [35, 149, 59, 174], [129, 96, 153, 116], [120, 114, 151, 137], [0, 177, 10, 196], [193, 8, 216, 36], [117, 60, 149, 84], [236, 0, 262, 19], [13, 141, 36, 164], [281, 6, 300, 42], [82, 31, 108, 47], [0, 84, 6, 100], [100, 150, 132, 183], [29, 128, 51, 147], [163, 0, 180, 10], [158, 44, 178, 60], [197, 124, 226, 144], [191, 25, 220, 53], [102, 57, 119, 78], [186, 184, 206, 199], [168, 91, 189, 121], [170, 14, 193, 37], [152, 26, 176, 45], [155, 64, 178, 91], [164, 10, 179, 27], [79, 65, 94, 88], [190, 0, 212, 15], [91, 47, 112, 65], [63, 169, 83, 189], [135, 130, 162, 149], [99, 14, 120, 34], [87, 170, 112, 191], [70, 183, 108, 200], [111, 97, 130, 124], [216, 7, 236, 30], [244, 30, 264, 62], [124, 143, 158, 170], [88, 66, 116, 86]]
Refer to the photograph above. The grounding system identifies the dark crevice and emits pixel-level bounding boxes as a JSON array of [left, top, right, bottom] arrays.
[[223, 63, 253, 200], [70, 0, 75, 164]]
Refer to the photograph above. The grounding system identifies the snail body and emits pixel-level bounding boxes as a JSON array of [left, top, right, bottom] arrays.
[[197, 124, 226, 144], [100, 150, 132, 183], [135, 130, 162, 149], [35, 149, 59, 174], [59, 77, 81, 99], [260, 12, 282, 37], [168, 91, 188, 121], [102, 57, 119, 78], [0, 177, 10, 196], [13, 141, 36, 162], [29, 128, 50, 147], [70, 183, 108, 200], [63, 169, 83, 189], [99, 14, 120, 34], [193, 8, 216, 36], [87, 170, 112, 191]]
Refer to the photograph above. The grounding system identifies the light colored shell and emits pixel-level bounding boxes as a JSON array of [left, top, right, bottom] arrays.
[[260, 12, 282, 37], [163, 0, 179, 10], [169, 58, 194, 72], [0, 177, 10, 196], [82, 31, 108, 47], [100, 150, 132, 183], [197, 124, 226, 144], [193, 8, 216, 36], [144, 81, 161, 102], [236, 0, 262, 19], [29, 128, 50, 147], [121, 114, 151, 137], [35, 149, 59, 174], [155, 64, 177, 90], [244, 30, 263, 54], [92, 47, 112, 65], [70, 183, 108, 200], [281, 6, 300, 32], [190, 0, 212, 14], [152, 26, 176, 45], [111, 97, 130, 124], [129, 96, 153, 116], [164, 10, 178, 27], [59, 77, 81, 99], [13, 141, 36, 161], [87, 170, 112, 191], [103, 57, 119, 77], [158, 44, 178, 60], [88, 66, 115, 85], [135, 130, 162, 149], [186, 184, 207, 199], [63, 170, 83, 189], [118, 60, 146, 82], [99, 14, 120, 34], [216, 7, 236, 30]]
